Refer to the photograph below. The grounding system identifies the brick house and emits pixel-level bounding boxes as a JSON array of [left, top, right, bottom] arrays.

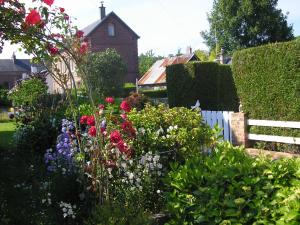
[[0, 54, 31, 89], [82, 3, 140, 83], [47, 3, 140, 93]]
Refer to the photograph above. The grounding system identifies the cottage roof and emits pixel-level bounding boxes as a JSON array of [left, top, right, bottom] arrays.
[[138, 54, 198, 86], [0, 59, 31, 72], [82, 11, 140, 39]]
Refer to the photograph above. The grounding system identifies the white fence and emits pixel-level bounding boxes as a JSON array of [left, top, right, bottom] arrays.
[[201, 110, 233, 142], [248, 119, 300, 145]]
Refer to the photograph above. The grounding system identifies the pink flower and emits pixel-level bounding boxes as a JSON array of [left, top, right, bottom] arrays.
[[64, 14, 69, 20], [116, 140, 127, 153], [110, 130, 122, 144], [88, 126, 96, 136], [25, 9, 41, 26], [98, 104, 105, 109], [80, 115, 88, 124], [120, 113, 127, 120], [76, 30, 84, 38], [86, 116, 95, 126], [43, 0, 54, 7], [0, 0, 4, 5], [120, 100, 131, 112], [105, 97, 114, 104], [79, 42, 88, 54]]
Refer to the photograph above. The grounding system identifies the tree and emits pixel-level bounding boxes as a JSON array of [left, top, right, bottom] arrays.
[[138, 50, 163, 77], [80, 49, 127, 99], [201, 0, 294, 53]]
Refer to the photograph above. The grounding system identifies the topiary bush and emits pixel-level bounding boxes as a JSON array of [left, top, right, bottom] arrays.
[[165, 142, 300, 224], [166, 62, 239, 111]]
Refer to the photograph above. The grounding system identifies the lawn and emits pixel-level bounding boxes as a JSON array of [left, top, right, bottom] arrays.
[[0, 121, 16, 149]]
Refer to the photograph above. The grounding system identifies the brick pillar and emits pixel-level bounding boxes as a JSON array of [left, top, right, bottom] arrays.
[[230, 112, 249, 147]]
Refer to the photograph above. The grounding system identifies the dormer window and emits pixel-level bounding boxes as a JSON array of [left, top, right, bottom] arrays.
[[108, 23, 115, 37]]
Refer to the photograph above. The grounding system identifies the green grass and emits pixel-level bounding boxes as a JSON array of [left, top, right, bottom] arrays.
[[0, 121, 16, 149]]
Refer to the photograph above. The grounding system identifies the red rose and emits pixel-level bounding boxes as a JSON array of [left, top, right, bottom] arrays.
[[105, 97, 114, 104], [116, 140, 128, 153], [98, 104, 105, 110], [80, 115, 88, 124], [120, 100, 131, 112], [43, 0, 54, 6], [47, 44, 59, 55], [25, 9, 41, 26], [59, 7, 65, 13], [86, 116, 95, 126], [110, 130, 122, 144], [88, 126, 96, 137], [79, 42, 88, 54], [76, 30, 84, 38], [121, 121, 136, 137]]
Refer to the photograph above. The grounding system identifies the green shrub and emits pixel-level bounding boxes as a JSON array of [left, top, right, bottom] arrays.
[[165, 142, 300, 224], [232, 40, 300, 122], [9, 78, 47, 107], [0, 88, 11, 106], [129, 104, 214, 163], [142, 89, 167, 98], [166, 62, 239, 110]]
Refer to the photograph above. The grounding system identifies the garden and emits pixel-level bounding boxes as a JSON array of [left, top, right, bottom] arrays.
[[0, 0, 300, 224]]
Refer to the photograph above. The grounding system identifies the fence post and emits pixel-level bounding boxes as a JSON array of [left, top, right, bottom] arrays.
[[230, 112, 249, 147]]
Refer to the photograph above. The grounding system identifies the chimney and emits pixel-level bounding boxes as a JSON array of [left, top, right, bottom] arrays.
[[99, 1, 106, 20], [186, 46, 192, 54], [12, 52, 16, 64]]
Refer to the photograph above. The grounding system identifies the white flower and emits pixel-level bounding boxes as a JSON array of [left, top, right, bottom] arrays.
[[128, 173, 134, 180], [157, 190, 161, 194]]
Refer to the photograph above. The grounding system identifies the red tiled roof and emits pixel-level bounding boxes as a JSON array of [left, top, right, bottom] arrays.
[[138, 54, 197, 85]]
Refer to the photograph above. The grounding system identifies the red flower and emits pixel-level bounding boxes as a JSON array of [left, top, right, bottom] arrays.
[[43, 0, 54, 6], [88, 126, 96, 136], [0, 0, 4, 5], [76, 30, 84, 38], [86, 116, 95, 126], [120, 100, 131, 112], [47, 44, 59, 55], [59, 7, 65, 13], [98, 104, 105, 109], [110, 130, 122, 144], [121, 121, 136, 137], [64, 14, 69, 20], [79, 42, 88, 54], [25, 9, 41, 26], [116, 140, 127, 153], [80, 115, 88, 124], [100, 127, 106, 133], [105, 97, 114, 104]]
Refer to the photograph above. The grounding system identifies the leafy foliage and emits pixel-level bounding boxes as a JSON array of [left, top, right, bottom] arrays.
[[0, 88, 10, 106], [165, 142, 300, 224], [166, 62, 239, 110], [201, 0, 294, 53], [80, 49, 127, 100], [9, 78, 47, 107]]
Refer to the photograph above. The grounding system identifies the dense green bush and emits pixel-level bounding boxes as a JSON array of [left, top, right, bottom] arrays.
[[165, 142, 300, 224], [0, 88, 10, 106], [232, 40, 300, 121], [9, 78, 47, 107], [166, 62, 239, 110], [142, 89, 167, 98]]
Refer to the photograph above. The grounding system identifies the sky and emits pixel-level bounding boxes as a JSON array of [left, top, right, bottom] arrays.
[[1, 0, 300, 58]]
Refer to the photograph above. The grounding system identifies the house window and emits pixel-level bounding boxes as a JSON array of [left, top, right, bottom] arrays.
[[108, 23, 115, 37]]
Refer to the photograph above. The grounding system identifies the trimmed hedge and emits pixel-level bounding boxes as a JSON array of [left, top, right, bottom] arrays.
[[232, 40, 300, 121], [166, 62, 239, 111], [142, 89, 167, 98]]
